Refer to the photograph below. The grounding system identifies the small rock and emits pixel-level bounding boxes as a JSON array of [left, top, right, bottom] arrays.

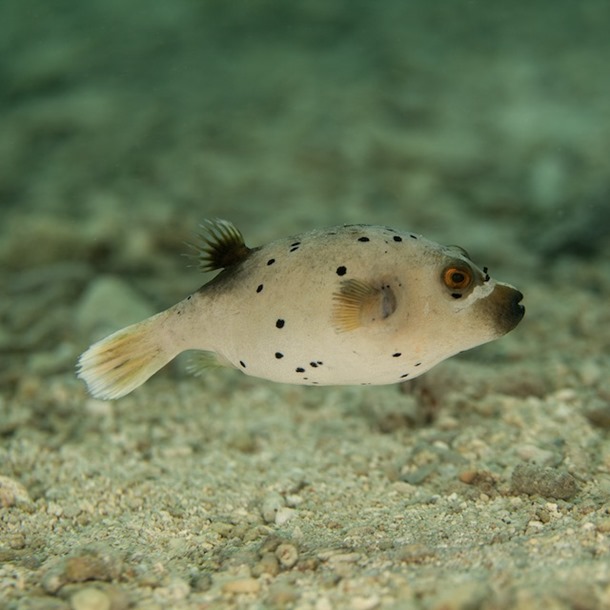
[[75, 276, 154, 340], [7, 532, 26, 549], [30, 342, 76, 375], [458, 470, 478, 484], [584, 401, 610, 430], [596, 518, 610, 533], [15, 597, 69, 610], [259, 534, 284, 554], [511, 464, 579, 500], [267, 583, 298, 606], [156, 576, 191, 601], [70, 587, 111, 610], [395, 543, 435, 564], [190, 571, 213, 592], [261, 492, 285, 524], [515, 444, 558, 466], [275, 506, 296, 526], [351, 595, 380, 610], [430, 581, 488, 610], [0, 475, 31, 508], [275, 543, 299, 569], [252, 552, 280, 577], [43, 546, 123, 593], [222, 577, 261, 594], [64, 556, 113, 583], [210, 522, 234, 537]]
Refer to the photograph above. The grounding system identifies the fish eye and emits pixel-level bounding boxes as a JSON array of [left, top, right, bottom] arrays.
[[442, 265, 472, 290]]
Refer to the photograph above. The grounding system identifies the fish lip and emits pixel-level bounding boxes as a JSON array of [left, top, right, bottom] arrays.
[[504, 288, 525, 332], [514, 290, 525, 321], [488, 283, 525, 334]]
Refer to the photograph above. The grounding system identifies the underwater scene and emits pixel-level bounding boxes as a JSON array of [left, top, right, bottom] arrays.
[[1, 0, 609, 608]]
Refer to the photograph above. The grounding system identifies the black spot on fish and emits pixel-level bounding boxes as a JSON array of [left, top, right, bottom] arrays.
[[358, 236, 370, 242], [267, 258, 276, 266], [400, 373, 409, 379], [393, 235, 403, 242], [289, 242, 301, 252], [275, 352, 284, 359], [414, 362, 422, 367], [451, 293, 462, 299], [296, 367, 305, 373], [392, 353, 401, 357], [276, 319, 285, 329], [336, 265, 347, 276], [256, 284, 264, 293], [410, 234, 418, 239], [310, 362, 318, 368], [239, 360, 246, 368]]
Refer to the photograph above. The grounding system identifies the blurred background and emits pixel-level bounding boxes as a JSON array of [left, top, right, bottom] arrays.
[[1, 0, 609, 389]]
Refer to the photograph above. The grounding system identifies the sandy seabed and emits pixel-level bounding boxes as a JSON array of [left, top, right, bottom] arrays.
[[1, 1, 610, 608]]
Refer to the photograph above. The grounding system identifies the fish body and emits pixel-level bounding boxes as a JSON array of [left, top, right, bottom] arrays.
[[78, 220, 524, 399]]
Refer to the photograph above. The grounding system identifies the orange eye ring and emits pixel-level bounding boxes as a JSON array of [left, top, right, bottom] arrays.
[[442, 266, 472, 290]]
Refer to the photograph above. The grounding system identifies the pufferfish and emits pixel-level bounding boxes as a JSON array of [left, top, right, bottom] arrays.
[[77, 219, 524, 400]]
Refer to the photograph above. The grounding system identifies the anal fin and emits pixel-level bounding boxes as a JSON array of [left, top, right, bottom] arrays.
[[186, 350, 236, 377]]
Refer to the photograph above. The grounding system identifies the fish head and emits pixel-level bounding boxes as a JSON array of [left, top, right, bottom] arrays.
[[404, 244, 525, 360]]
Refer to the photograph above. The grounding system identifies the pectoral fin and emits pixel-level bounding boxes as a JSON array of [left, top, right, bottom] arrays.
[[332, 279, 397, 332]]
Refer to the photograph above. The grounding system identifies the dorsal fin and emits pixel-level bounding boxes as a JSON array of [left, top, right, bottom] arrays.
[[189, 219, 251, 272], [332, 279, 397, 332]]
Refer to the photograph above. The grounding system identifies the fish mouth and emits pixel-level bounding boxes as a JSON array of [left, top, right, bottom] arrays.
[[489, 283, 525, 335], [511, 290, 526, 323]]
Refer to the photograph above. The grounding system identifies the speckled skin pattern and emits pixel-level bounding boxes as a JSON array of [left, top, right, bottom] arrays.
[[165, 224, 523, 385], [78, 222, 524, 399]]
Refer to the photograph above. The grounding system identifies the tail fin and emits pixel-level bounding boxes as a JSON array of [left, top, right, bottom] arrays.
[[77, 312, 178, 400]]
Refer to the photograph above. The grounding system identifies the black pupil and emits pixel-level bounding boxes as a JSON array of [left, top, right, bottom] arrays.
[[452, 272, 465, 284]]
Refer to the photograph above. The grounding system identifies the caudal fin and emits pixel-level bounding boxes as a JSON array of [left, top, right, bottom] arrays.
[[77, 313, 177, 400]]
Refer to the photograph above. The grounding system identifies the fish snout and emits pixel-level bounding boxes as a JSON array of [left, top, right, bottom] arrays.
[[490, 283, 525, 335]]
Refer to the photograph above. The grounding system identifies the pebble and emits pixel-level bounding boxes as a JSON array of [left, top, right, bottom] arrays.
[[267, 583, 298, 606], [515, 444, 558, 466], [7, 532, 26, 550], [596, 518, 610, 534], [261, 492, 286, 524], [275, 543, 299, 569], [210, 521, 235, 537], [275, 506, 296, 526], [0, 475, 32, 508], [351, 595, 381, 610], [252, 552, 280, 577], [42, 546, 122, 593], [64, 555, 116, 583], [511, 464, 579, 500], [222, 577, 261, 594], [584, 401, 610, 430], [395, 543, 435, 564], [429, 581, 487, 610], [30, 342, 76, 375], [70, 587, 111, 610], [75, 276, 154, 340], [156, 577, 191, 601]]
